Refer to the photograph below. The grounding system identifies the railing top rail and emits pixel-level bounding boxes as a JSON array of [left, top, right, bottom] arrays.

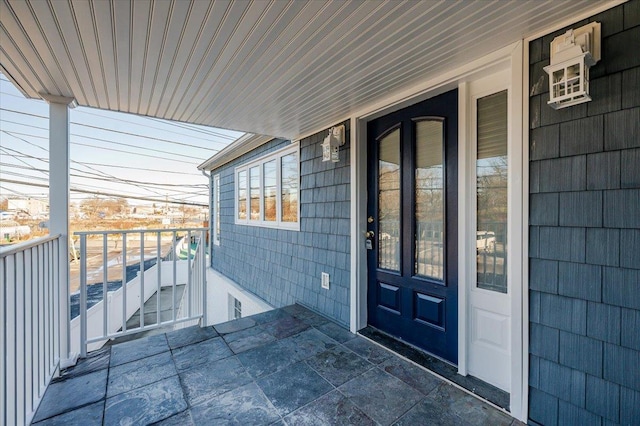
[[0, 233, 62, 258], [74, 227, 208, 236]]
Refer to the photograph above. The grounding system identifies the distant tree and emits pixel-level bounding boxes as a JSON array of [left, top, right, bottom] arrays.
[[0, 198, 8, 211], [80, 196, 129, 218]]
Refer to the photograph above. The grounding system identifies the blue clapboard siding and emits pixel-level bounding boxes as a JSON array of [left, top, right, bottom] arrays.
[[528, 1, 640, 424], [209, 123, 351, 326]]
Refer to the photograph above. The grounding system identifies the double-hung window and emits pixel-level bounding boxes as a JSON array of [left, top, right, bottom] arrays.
[[235, 143, 299, 229]]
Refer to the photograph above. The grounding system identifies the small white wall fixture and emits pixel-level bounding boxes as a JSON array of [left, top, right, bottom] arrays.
[[321, 124, 346, 162], [544, 22, 601, 109]]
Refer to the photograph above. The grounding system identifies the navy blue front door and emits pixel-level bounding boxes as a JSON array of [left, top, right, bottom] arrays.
[[367, 89, 458, 364]]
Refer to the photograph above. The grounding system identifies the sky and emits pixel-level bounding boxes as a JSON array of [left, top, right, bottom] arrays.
[[0, 74, 244, 208]]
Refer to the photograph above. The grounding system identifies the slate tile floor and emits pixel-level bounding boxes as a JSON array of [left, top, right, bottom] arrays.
[[33, 304, 520, 426]]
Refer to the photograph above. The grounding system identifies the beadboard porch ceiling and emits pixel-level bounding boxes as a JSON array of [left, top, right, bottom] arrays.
[[0, 0, 613, 140]]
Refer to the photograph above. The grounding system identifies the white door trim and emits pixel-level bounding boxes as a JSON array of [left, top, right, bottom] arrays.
[[350, 40, 528, 422]]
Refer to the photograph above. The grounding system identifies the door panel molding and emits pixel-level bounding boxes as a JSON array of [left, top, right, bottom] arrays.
[[366, 89, 458, 364]]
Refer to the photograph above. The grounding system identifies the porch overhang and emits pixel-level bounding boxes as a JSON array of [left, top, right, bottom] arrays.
[[0, 0, 620, 142], [198, 133, 275, 171]]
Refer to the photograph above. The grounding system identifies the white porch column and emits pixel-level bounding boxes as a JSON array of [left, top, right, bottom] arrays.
[[43, 94, 77, 367]]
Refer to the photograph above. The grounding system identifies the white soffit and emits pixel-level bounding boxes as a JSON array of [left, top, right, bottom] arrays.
[[0, 0, 611, 140], [198, 133, 275, 171]]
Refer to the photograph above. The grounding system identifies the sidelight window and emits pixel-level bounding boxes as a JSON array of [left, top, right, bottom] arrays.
[[476, 90, 508, 293]]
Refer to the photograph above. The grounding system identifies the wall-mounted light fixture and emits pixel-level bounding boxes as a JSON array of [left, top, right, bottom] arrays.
[[322, 124, 346, 163], [544, 22, 601, 109]]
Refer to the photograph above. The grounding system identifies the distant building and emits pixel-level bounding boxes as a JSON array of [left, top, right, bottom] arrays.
[[8, 198, 48, 217]]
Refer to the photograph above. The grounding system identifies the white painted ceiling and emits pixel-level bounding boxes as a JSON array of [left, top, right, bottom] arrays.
[[0, 0, 608, 140]]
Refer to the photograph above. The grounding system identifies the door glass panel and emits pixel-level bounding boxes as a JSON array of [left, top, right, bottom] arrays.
[[281, 152, 298, 222], [237, 170, 247, 220], [378, 128, 401, 271], [249, 166, 260, 220], [476, 90, 508, 293], [263, 160, 276, 221], [415, 120, 444, 280]]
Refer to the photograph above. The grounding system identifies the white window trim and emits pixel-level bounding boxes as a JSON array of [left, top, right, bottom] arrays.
[[213, 174, 220, 246], [234, 142, 300, 231]]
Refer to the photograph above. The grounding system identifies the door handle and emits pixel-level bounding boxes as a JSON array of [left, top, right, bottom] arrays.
[[366, 231, 375, 239]]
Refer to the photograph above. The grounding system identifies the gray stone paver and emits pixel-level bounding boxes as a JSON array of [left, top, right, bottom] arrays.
[[256, 361, 334, 416], [33, 304, 515, 425], [109, 332, 169, 366], [171, 336, 233, 371], [107, 351, 176, 397], [104, 375, 186, 425], [31, 369, 108, 423], [31, 401, 104, 426], [338, 367, 423, 425]]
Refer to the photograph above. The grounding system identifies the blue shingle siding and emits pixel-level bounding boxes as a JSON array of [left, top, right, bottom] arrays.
[[209, 123, 351, 326], [528, 2, 640, 424]]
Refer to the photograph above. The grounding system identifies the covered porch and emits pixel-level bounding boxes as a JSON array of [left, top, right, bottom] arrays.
[[32, 304, 517, 426], [2, 1, 632, 424]]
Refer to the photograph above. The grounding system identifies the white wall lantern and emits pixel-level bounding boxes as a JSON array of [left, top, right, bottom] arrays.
[[322, 124, 346, 162], [544, 22, 601, 109]]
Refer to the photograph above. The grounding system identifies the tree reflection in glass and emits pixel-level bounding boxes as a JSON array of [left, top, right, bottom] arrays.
[[476, 91, 508, 293], [281, 152, 298, 222], [378, 128, 400, 271], [415, 120, 444, 280]]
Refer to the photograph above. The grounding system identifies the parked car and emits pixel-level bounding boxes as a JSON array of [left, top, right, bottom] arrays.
[[476, 231, 496, 253]]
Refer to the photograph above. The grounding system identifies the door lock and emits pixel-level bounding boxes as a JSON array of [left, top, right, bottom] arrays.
[[365, 230, 375, 250], [367, 216, 375, 224]]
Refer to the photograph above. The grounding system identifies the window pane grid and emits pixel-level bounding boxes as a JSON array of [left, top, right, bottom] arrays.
[[414, 120, 444, 280], [237, 170, 247, 221], [281, 152, 298, 223], [249, 166, 261, 220], [234, 144, 299, 229], [264, 160, 277, 222], [378, 128, 400, 271]]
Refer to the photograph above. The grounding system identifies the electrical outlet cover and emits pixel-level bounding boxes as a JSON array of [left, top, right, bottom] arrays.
[[321, 272, 330, 289]]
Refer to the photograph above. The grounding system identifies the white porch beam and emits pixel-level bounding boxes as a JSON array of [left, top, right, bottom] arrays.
[[43, 94, 78, 367]]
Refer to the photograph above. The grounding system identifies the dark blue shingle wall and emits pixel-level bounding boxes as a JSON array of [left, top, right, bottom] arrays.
[[209, 123, 351, 326], [528, 2, 640, 424]]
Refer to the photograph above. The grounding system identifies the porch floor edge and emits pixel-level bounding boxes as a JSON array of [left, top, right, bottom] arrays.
[[358, 326, 511, 412]]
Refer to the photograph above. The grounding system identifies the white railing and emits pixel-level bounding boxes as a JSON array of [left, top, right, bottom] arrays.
[[1, 234, 64, 426], [174, 230, 208, 330], [75, 228, 207, 357]]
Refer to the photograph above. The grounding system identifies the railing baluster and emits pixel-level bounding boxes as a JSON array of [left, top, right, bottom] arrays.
[[172, 231, 177, 321], [24, 247, 32, 417], [54, 237, 60, 366], [121, 233, 127, 333], [187, 230, 192, 318], [37, 243, 44, 396], [0, 256, 6, 426], [16, 249, 25, 425], [103, 234, 108, 339], [202, 230, 207, 323], [7, 247, 17, 425], [33, 245, 39, 408], [43, 242, 50, 388], [157, 232, 162, 326], [139, 232, 145, 329], [80, 234, 88, 358]]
